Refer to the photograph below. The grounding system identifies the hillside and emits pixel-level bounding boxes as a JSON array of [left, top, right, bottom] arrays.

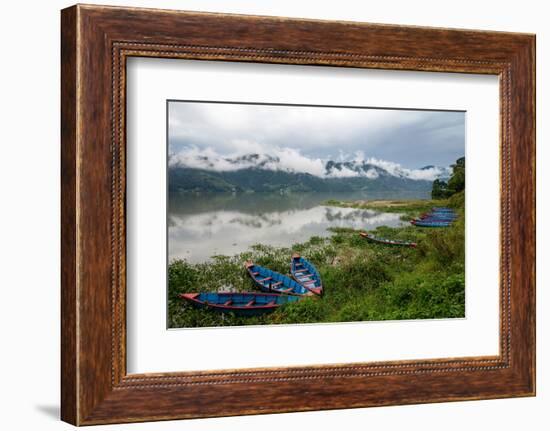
[[168, 154, 453, 194], [169, 166, 435, 194]]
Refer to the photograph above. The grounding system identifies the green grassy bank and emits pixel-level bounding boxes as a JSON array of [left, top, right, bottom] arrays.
[[168, 192, 465, 328]]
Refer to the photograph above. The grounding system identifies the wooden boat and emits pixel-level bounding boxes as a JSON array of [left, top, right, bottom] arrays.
[[359, 232, 417, 248], [180, 292, 301, 316], [290, 253, 323, 296], [420, 212, 457, 220], [421, 217, 456, 223], [420, 216, 457, 222], [411, 219, 452, 228], [412, 207, 458, 227], [245, 261, 313, 296]]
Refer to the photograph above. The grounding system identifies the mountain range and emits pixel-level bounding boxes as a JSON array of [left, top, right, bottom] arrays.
[[168, 153, 453, 194]]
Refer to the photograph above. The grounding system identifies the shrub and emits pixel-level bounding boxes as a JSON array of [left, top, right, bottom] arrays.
[[378, 271, 465, 320], [448, 190, 465, 209], [338, 255, 392, 291], [279, 298, 326, 323], [419, 218, 465, 269]]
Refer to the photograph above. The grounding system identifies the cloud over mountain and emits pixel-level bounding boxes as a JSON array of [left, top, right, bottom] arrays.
[[169, 101, 465, 170], [169, 146, 452, 182]]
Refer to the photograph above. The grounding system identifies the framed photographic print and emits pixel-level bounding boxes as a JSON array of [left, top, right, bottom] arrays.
[[61, 4, 535, 425]]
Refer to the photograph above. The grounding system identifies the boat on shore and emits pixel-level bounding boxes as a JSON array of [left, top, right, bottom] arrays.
[[420, 213, 457, 220], [245, 261, 313, 296], [180, 292, 300, 316], [290, 253, 323, 296], [411, 219, 452, 228], [412, 207, 457, 227], [359, 232, 417, 247]]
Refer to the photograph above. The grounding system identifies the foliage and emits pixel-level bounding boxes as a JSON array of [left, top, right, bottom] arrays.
[[431, 156, 465, 199], [431, 179, 449, 199], [447, 190, 465, 209]]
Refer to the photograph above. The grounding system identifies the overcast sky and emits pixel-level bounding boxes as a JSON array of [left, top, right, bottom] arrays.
[[168, 101, 464, 171]]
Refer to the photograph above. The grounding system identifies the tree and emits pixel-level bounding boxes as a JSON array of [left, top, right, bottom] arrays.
[[447, 157, 465, 194], [431, 157, 465, 199], [431, 179, 450, 199]]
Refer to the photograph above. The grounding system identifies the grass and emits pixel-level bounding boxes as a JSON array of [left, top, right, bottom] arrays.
[[168, 193, 465, 328], [322, 198, 450, 220]]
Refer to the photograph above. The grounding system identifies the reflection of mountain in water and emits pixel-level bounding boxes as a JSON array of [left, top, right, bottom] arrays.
[[168, 192, 408, 263], [228, 213, 283, 229], [323, 207, 393, 223], [169, 190, 428, 217]]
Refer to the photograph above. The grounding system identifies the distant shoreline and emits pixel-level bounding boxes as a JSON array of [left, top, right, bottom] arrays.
[[322, 198, 447, 215]]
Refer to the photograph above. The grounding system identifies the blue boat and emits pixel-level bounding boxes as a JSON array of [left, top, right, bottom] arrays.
[[359, 232, 417, 248], [290, 253, 323, 296], [412, 207, 457, 227], [245, 261, 313, 296], [426, 213, 458, 220], [180, 292, 301, 316], [420, 217, 457, 223], [420, 213, 457, 221], [411, 219, 452, 228]]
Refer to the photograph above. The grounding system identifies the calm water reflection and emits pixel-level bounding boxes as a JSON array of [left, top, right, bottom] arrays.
[[168, 191, 428, 263]]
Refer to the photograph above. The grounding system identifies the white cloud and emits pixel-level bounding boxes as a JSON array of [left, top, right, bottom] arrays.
[[325, 166, 360, 178], [263, 147, 326, 177], [168, 101, 465, 168], [171, 146, 450, 181], [407, 166, 452, 181], [365, 169, 379, 179], [365, 157, 450, 181]]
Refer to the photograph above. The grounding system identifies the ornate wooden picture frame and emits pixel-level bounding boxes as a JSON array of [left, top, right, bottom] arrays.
[[61, 4, 535, 425]]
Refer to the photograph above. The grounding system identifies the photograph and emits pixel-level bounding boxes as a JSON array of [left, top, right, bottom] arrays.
[[167, 101, 466, 328]]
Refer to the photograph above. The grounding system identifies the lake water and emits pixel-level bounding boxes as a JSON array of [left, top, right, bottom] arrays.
[[168, 191, 429, 263]]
